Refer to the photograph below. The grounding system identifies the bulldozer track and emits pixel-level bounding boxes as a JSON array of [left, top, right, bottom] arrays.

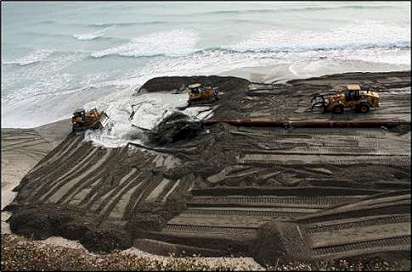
[[236, 127, 387, 137], [87, 169, 142, 212], [191, 186, 385, 197], [19, 147, 49, 157], [29, 149, 93, 199], [31, 136, 82, 173], [294, 194, 411, 225], [305, 214, 411, 233], [313, 236, 411, 256], [1, 135, 42, 141], [35, 147, 101, 202], [99, 176, 144, 222], [60, 148, 129, 205], [240, 154, 410, 167], [188, 196, 366, 208], [237, 149, 407, 157], [182, 208, 309, 218], [1, 138, 48, 149], [29, 138, 85, 183], [163, 224, 257, 238], [168, 214, 275, 229], [35, 147, 103, 199], [1, 130, 39, 137], [47, 149, 113, 203]]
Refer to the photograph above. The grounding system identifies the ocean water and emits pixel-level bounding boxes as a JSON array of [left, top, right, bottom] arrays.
[[1, 1, 411, 129]]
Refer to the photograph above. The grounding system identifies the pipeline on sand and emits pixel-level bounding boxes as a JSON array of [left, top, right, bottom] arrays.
[[202, 118, 410, 128]]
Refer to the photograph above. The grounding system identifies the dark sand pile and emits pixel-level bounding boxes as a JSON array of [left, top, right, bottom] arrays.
[[3, 71, 411, 268]]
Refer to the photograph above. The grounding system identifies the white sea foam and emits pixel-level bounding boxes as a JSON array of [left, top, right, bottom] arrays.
[[2, 52, 85, 105], [73, 27, 111, 41], [91, 29, 199, 58], [226, 21, 410, 53]]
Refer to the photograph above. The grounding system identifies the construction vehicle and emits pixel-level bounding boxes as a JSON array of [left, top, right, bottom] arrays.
[[186, 83, 219, 105], [71, 108, 109, 132], [311, 84, 380, 114]]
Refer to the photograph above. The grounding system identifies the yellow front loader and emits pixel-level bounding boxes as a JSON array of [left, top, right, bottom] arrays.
[[311, 84, 380, 114]]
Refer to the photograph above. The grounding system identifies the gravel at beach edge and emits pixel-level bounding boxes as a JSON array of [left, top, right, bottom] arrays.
[[2, 234, 410, 271]]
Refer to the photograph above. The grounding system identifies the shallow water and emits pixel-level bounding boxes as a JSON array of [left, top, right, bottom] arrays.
[[1, 1, 410, 128]]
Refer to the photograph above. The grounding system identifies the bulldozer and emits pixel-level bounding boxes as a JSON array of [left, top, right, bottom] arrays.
[[311, 84, 380, 114], [186, 83, 219, 105], [71, 108, 109, 132]]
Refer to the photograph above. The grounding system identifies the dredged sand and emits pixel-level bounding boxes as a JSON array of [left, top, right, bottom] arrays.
[[1, 119, 264, 269], [2, 73, 410, 268]]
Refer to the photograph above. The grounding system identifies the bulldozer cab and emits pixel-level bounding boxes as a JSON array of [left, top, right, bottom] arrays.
[[73, 109, 86, 121], [344, 84, 361, 101], [188, 83, 202, 94], [345, 91, 360, 101], [72, 108, 109, 132], [346, 84, 361, 91], [187, 83, 219, 105]]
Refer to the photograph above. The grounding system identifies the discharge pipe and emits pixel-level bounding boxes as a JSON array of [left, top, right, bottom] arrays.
[[202, 118, 409, 128]]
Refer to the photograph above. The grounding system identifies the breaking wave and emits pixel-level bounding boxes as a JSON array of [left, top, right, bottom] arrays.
[[73, 27, 111, 41], [191, 5, 398, 16], [87, 21, 168, 28], [225, 21, 410, 53], [91, 29, 199, 58], [89, 21, 410, 61]]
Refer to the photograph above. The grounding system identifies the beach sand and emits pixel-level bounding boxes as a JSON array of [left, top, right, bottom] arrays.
[[1, 119, 71, 233]]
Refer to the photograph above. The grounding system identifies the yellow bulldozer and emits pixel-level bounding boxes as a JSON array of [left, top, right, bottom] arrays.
[[71, 108, 109, 132], [311, 84, 380, 114], [186, 83, 219, 105]]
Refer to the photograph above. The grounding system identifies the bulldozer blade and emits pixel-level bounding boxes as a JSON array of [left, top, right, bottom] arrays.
[[100, 112, 110, 127]]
